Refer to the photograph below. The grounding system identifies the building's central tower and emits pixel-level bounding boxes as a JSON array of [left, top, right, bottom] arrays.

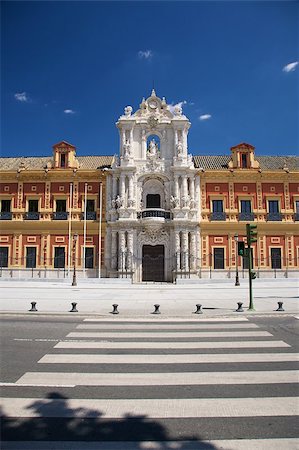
[[105, 90, 200, 282]]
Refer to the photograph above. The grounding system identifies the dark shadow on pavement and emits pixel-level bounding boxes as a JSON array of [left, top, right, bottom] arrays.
[[1, 392, 217, 449]]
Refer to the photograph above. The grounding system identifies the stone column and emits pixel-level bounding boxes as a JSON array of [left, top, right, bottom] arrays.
[[175, 231, 181, 271], [118, 231, 126, 271], [190, 232, 196, 270], [128, 174, 134, 205], [120, 174, 125, 205], [127, 231, 134, 271], [182, 231, 189, 271], [111, 231, 117, 270], [189, 176, 195, 206], [141, 130, 147, 159], [112, 175, 117, 199], [174, 175, 179, 206]]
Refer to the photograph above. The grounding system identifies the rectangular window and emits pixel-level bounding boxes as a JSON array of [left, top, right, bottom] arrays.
[[214, 248, 225, 269], [54, 247, 65, 268], [271, 248, 281, 269], [86, 199, 95, 212], [28, 199, 39, 212], [85, 247, 94, 269], [26, 247, 37, 268], [241, 200, 251, 213], [241, 153, 248, 168], [295, 200, 299, 214], [268, 200, 279, 214], [56, 200, 67, 212], [60, 153, 66, 168], [212, 200, 223, 213], [0, 247, 9, 267], [1, 200, 11, 212]]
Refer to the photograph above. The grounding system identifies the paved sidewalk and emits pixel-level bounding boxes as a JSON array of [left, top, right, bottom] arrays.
[[0, 278, 298, 317]]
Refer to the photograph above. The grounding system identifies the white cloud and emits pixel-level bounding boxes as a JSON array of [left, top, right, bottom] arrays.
[[14, 92, 29, 102], [283, 61, 298, 72], [199, 114, 212, 121], [138, 50, 153, 60], [64, 109, 75, 114], [168, 100, 187, 114]]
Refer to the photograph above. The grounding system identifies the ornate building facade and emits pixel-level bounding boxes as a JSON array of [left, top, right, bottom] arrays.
[[0, 91, 298, 280]]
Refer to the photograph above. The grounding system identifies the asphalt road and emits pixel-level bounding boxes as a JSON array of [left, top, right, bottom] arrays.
[[1, 313, 298, 449]]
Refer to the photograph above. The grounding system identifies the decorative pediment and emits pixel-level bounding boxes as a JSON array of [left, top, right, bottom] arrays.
[[229, 142, 260, 170]]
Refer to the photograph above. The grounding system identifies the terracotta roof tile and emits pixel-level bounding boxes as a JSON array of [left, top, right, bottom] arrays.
[[0, 155, 114, 171], [193, 155, 299, 171]]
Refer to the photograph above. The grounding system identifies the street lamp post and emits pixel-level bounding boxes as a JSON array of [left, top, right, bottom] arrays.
[[72, 233, 78, 286], [234, 233, 240, 286]]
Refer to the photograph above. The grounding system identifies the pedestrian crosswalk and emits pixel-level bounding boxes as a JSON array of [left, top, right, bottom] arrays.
[[1, 317, 298, 449]]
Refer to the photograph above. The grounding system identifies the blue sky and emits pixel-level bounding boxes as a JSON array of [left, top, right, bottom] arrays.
[[1, 1, 298, 158]]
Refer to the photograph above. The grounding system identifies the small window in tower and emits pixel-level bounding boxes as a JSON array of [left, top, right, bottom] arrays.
[[60, 153, 66, 168], [241, 153, 248, 168]]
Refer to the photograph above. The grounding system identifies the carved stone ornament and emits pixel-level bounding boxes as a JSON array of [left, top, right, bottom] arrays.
[[123, 142, 131, 157], [124, 106, 133, 117], [148, 115, 159, 129], [139, 228, 169, 245], [176, 142, 183, 155], [173, 104, 182, 116], [170, 195, 180, 208], [127, 198, 136, 208], [115, 195, 124, 208]]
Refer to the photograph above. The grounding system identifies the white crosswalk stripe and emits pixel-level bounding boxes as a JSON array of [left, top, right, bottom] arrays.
[[1, 317, 298, 449]]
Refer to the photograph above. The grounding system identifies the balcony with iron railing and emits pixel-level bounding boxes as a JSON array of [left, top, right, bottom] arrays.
[[267, 212, 283, 221], [81, 211, 97, 221], [53, 211, 69, 220], [210, 212, 226, 221], [0, 212, 12, 220], [238, 212, 255, 221], [25, 212, 40, 220], [137, 209, 172, 221]]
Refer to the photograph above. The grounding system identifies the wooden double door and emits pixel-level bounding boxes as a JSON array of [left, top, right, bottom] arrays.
[[142, 245, 165, 282]]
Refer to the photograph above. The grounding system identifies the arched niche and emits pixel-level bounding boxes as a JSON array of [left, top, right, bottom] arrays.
[[142, 178, 165, 210], [146, 134, 161, 155]]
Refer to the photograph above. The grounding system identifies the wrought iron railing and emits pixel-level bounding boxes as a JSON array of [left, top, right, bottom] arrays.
[[81, 211, 97, 220], [267, 213, 282, 221], [210, 212, 226, 221], [137, 209, 172, 220], [238, 212, 254, 221], [0, 212, 12, 220], [25, 212, 40, 220], [53, 212, 69, 220]]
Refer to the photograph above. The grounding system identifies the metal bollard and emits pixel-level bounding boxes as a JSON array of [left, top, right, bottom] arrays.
[[236, 302, 244, 312], [194, 304, 203, 314], [111, 304, 119, 314], [276, 301, 285, 312], [152, 304, 161, 314], [29, 302, 38, 312], [70, 302, 78, 312]]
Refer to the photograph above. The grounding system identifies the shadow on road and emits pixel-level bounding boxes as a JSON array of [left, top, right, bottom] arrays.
[[1, 392, 217, 449]]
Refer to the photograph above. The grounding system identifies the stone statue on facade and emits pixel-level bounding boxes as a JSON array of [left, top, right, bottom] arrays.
[[115, 195, 124, 208], [176, 142, 183, 156], [148, 138, 158, 156], [124, 106, 133, 117], [170, 195, 180, 208], [123, 142, 131, 158], [173, 104, 182, 116]]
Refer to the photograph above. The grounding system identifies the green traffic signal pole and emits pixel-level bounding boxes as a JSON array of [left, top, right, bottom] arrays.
[[246, 223, 257, 311], [248, 246, 254, 310]]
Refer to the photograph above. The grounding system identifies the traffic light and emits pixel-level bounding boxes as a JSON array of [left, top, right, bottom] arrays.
[[246, 223, 257, 246], [237, 241, 245, 256], [250, 271, 257, 280]]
